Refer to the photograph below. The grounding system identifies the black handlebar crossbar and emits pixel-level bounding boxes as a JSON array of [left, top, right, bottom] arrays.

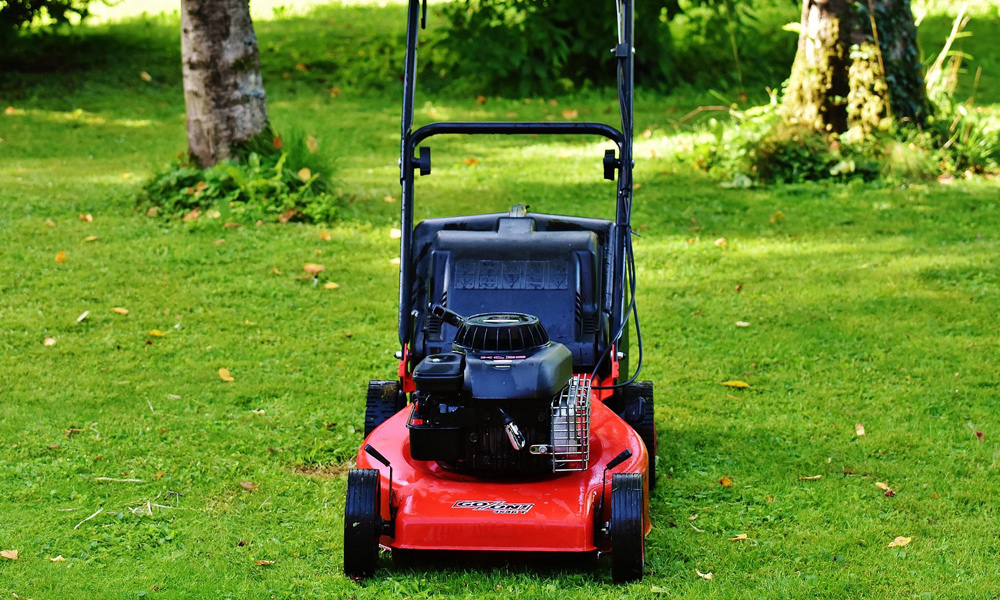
[[409, 121, 625, 149]]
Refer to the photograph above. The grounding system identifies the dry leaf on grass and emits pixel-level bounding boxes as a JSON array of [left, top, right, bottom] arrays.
[[224, 222, 240, 229], [888, 536, 911, 548], [323, 282, 340, 290], [303, 263, 325, 276], [241, 481, 258, 491], [111, 307, 129, 315], [875, 482, 890, 491], [297, 167, 312, 181], [45, 218, 56, 227], [562, 109, 579, 119], [462, 157, 480, 166], [714, 237, 727, 248], [720, 381, 750, 389], [83, 235, 98, 242], [148, 329, 166, 338], [319, 230, 332, 241], [719, 476, 733, 487], [79, 213, 93, 222], [855, 423, 866, 436], [44, 337, 56, 347], [55, 251, 67, 263], [691, 523, 705, 533], [735, 321, 751, 327], [255, 559, 275, 565], [306, 135, 319, 154], [1, 550, 17, 560], [76, 311, 89, 323], [800, 475, 822, 481], [139, 71, 152, 82], [219, 368, 235, 383], [50, 555, 66, 562], [696, 569, 713, 580], [729, 533, 748, 541]]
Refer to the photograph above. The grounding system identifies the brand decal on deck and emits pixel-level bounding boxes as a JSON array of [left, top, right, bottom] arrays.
[[452, 500, 534, 515]]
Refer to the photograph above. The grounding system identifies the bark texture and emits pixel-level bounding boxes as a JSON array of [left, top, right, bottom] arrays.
[[782, 0, 927, 135], [181, 0, 269, 168]]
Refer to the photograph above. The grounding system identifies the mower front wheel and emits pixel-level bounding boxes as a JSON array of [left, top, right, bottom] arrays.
[[343, 468, 382, 579], [610, 472, 645, 584]]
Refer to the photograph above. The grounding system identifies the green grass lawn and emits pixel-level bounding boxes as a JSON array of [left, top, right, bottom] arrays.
[[2, 3, 1000, 599]]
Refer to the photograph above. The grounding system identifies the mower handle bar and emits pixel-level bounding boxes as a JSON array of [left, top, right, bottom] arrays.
[[408, 121, 624, 151]]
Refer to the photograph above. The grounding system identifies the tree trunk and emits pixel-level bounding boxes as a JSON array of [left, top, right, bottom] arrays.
[[181, 0, 269, 168], [782, 0, 927, 136]]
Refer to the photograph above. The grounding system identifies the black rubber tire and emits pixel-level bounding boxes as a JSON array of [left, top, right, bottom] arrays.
[[610, 472, 645, 584], [364, 380, 406, 438], [343, 468, 381, 579], [617, 381, 657, 490]]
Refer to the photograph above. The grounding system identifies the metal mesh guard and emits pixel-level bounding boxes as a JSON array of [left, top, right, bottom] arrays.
[[550, 375, 592, 472]]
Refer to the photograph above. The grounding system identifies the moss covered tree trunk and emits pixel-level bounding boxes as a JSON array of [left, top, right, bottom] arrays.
[[782, 0, 927, 136], [181, 0, 269, 168]]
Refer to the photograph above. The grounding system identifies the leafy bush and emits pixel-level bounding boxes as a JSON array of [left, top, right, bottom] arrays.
[[689, 12, 999, 184], [139, 130, 344, 224], [0, 0, 105, 31], [428, 0, 798, 95]]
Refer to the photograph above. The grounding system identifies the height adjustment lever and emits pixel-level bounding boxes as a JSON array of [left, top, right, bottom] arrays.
[[414, 146, 431, 176], [603, 149, 620, 181]]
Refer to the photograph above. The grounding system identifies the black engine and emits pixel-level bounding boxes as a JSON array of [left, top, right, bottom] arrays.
[[407, 309, 574, 475]]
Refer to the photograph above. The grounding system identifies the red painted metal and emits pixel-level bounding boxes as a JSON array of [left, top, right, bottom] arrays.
[[358, 390, 650, 554]]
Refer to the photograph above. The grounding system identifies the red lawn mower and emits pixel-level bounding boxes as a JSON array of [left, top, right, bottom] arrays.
[[344, 0, 656, 584]]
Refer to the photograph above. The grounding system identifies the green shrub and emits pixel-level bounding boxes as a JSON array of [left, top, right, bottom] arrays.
[[0, 0, 106, 31], [428, 0, 798, 95], [139, 130, 343, 224]]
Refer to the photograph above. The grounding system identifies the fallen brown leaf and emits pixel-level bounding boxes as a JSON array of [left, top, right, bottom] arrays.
[[145, 206, 160, 217], [50, 555, 66, 562], [855, 423, 866, 436], [306, 135, 319, 154], [329, 86, 342, 98], [55, 251, 67, 263], [76, 311, 89, 323], [323, 282, 340, 290], [111, 307, 129, 315], [213, 239, 225, 245], [297, 167, 312, 181], [719, 476, 733, 487], [241, 481, 258, 491], [888, 536, 911, 548], [255, 559, 275, 565], [148, 329, 166, 338], [139, 71, 152, 82], [462, 157, 480, 166], [219, 368, 235, 383], [83, 235, 98, 242], [278, 209, 298, 223], [875, 482, 890, 491], [319, 230, 332, 241], [1, 549, 17, 560], [272, 135, 283, 150], [79, 213, 93, 222], [562, 109, 579, 119], [770, 211, 786, 224], [714, 237, 727, 248], [45, 218, 56, 227], [696, 569, 713, 580], [183, 209, 201, 222], [729, 533, 748, 541], [476, 95, 487, 105], [800, 475, 822, 481], [691, 523, 705, 533], [975, 431, 984, 442], [271, 267, 282, 275], [303, 263, 325, 275], [735, 321, 751, 327], [44, 337, 57, 347], [224, 222, 240, 229]]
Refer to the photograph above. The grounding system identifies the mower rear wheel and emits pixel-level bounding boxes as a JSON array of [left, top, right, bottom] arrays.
[[364, 380, 406, 438], [617, 382, 657, 489], [610, 472, 645, 583], [343, 468, 382, 579]]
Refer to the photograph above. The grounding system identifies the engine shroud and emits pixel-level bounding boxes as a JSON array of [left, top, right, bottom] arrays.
[[407, 313, 574, 476]]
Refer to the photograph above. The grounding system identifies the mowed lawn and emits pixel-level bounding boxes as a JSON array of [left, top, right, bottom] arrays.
[[1, 3, 999, 599]]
